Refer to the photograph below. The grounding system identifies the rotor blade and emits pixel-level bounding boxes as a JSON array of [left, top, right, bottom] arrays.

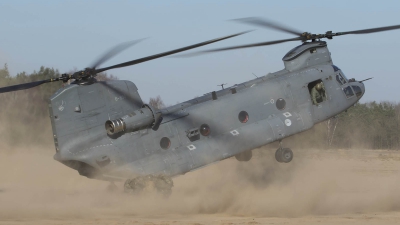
[[340, 25, 400, 35], [232, 17, 303, 36], [94, 30, 252, 74], [0, 79, 56, 93], [89, 38, 147, 69], [174, 37, 302, 57]]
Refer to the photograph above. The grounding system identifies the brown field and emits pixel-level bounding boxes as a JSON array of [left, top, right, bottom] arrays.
[[1, 148, 400, 225]]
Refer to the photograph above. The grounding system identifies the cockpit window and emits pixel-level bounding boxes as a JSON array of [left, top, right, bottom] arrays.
[[332, 65, 340, 72], [340, 72, 348, 80], [336, 73, 347, 85], [352, 85, 362, 97], [342, 86, 354, 98]]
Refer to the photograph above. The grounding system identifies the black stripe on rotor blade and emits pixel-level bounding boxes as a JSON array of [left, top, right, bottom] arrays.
[[94, 30, 252, 74], [174, 37, 302, 57], [89, 38, 147, 69], [341, 24, 400, 35], [0, 79, 53, 93], [232, 17, 303, 36]]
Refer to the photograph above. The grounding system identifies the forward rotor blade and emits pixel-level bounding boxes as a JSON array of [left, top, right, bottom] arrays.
[[95, 30, 252, 74], [232, 17, 303, 36], [89, 38, 147, 69], [175, 37, 301, 57], [0, 79, 55, 93], [340, 24, 400, 35]]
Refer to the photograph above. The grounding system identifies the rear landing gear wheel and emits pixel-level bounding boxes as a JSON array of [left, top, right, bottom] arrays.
[[124, 175, 173, 197], [275, 148, 293, 163]]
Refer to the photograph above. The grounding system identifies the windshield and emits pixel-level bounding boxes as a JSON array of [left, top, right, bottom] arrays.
[[342, 86, 354, 98], [352, 85, 363, 97]]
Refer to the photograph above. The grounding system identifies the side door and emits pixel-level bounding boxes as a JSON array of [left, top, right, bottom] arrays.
[[309, 79, 332, 122]]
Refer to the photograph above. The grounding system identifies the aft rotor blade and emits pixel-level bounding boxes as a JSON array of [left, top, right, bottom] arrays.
[[232, 17, 303, 36], [175, 37, 302, 57], [0, 79, 56, 93], [95, 30, 252, 74], [89, 38, 146, 69], [340, 25, 400, 35]]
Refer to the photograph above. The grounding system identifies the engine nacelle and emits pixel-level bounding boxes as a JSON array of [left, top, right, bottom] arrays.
[[105, 105, 161, 135]]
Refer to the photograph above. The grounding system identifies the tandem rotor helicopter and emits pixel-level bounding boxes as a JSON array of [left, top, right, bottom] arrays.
[[1, 18, 399, 194]]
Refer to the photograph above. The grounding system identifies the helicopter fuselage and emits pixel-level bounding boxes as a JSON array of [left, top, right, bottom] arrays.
[[50, 41, 365, 181]]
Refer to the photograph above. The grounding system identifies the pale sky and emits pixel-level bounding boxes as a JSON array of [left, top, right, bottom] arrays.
[[1, 0, 399, 105]]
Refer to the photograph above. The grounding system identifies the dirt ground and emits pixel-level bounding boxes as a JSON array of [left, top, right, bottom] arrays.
[[1, 148, 400, 225]]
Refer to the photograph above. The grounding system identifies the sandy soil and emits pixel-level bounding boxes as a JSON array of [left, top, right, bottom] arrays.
[[1, 148, 400, 225]]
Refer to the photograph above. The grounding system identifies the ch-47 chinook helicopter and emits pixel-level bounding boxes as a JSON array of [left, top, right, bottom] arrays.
[[1, 18, 399, 195]]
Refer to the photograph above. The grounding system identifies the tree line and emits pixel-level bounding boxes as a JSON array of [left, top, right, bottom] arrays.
[[0, 64, 398, 150]]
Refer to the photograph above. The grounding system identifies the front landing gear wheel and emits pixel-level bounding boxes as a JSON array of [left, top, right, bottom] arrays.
[[275, 148, 293, 163], [124, 175, 174, 197]]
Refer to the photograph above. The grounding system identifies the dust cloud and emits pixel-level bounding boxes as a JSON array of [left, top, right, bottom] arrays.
[[1, 146, 400, 222]]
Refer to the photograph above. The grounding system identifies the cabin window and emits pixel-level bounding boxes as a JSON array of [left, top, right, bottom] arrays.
[[200, 124, 211, 136], [160, 137, 171, 150], [276, 98, 286, 110], [342, 86, 354, 98], [238, 111, 249, 123], [308, 80, 327, 105]]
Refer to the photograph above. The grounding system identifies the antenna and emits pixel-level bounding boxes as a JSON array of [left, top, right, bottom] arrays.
[[252, 72, 258, 78], [217, 83, 228, 90]]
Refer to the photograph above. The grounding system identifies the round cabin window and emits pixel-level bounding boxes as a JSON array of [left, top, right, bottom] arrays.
[[160, 137, 171, 150], [238, 111, 249, 123], [200, 124, 211, 136], [276, 98, 286, 110]]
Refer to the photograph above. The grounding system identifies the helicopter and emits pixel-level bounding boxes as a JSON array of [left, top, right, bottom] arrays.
[[1, 18, 399, 195]]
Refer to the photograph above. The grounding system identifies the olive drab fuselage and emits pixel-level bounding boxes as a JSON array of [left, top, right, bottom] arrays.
[[50, 41, 365, 181]]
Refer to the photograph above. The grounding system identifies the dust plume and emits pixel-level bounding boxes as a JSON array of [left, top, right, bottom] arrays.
[[1, 146, 400, 221]]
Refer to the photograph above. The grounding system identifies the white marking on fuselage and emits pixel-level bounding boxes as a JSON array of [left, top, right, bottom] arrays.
[[230, 130, 239, 136], [283, 112, 292, 118], [187, 145, 196, 151], [285, 119, 292, 127], [58, 100, 65, 111]]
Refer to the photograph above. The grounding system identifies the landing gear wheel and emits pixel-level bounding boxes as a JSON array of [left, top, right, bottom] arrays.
[[154, 174, 174, 197], [124, 176, 147, 194], [124, 175, 174, 197], [275, 148, 293, 163]]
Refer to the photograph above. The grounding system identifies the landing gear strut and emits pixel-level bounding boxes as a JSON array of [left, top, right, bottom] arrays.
[[124, 174, 173, 197], [275, 140, 293, 163]]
